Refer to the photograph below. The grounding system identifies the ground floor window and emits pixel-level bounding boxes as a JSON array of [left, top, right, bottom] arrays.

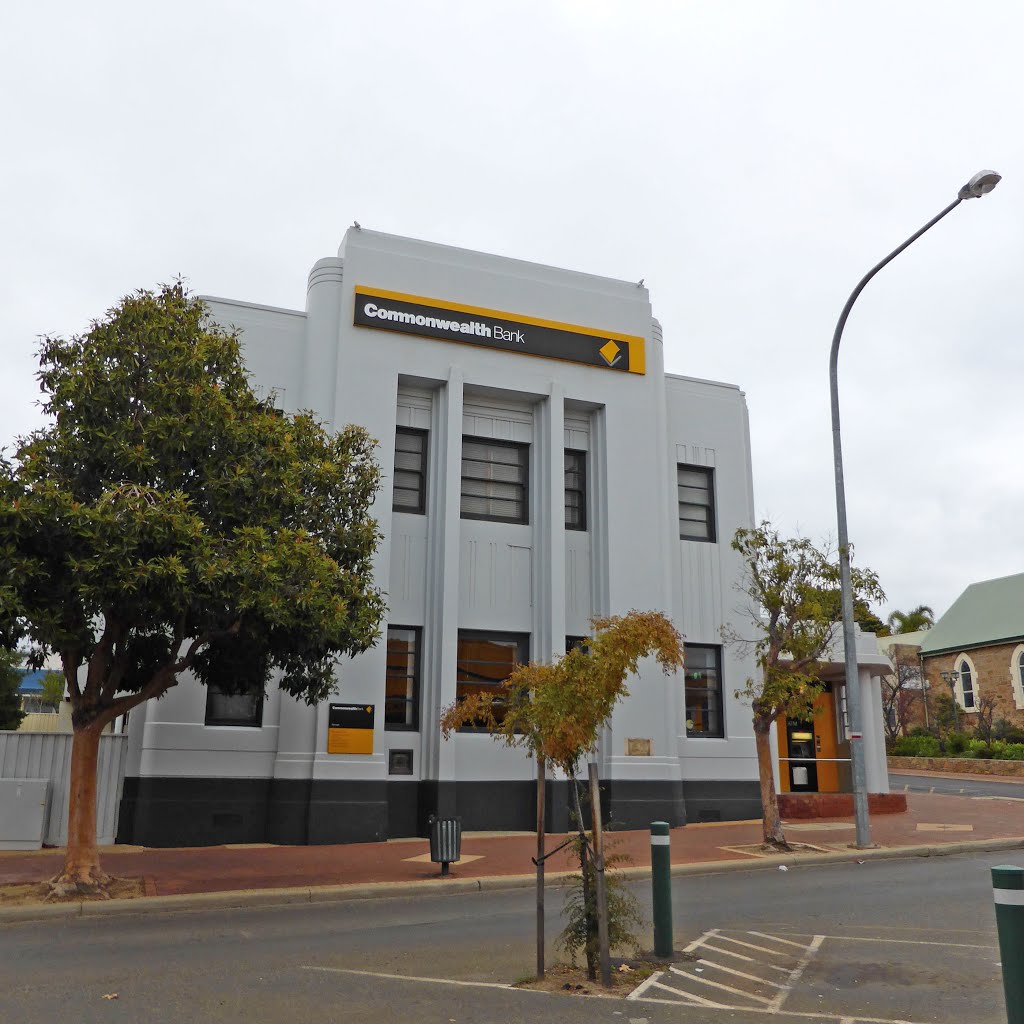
[[205, 681, 263, 727], [684, 644, 724, 738], [456, 631, 529, 729], [385, 626, 421, 730]]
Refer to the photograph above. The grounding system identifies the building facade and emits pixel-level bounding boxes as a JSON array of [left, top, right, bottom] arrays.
[[117, 229, 766, 847], [919, 572, 1024, 728]]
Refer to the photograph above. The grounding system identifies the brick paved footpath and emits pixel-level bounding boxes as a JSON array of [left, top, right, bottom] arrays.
[[1, 791, 1022, 898]]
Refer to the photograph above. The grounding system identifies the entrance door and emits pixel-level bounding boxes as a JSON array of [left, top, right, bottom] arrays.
[[786, 719, 818, 791]]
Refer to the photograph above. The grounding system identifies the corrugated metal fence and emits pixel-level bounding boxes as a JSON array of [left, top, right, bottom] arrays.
[[0, 732, 128, 846]]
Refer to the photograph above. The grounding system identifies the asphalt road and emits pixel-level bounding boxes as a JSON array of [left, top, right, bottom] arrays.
[[890, 771, 1024, 798], [0, 850, 1012, 1024]]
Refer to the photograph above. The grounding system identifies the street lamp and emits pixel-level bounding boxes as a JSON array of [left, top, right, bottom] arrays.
[[830, 169, 1000, 849], [940, 669, 961, 732]]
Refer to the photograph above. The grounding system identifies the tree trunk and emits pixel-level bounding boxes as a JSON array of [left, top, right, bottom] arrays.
[[580, 839, 597, 980], [535, 755, 545, 980], [588, 762, 612, 987], [755, 718, 789, 850], [49, 722, 112, 897]]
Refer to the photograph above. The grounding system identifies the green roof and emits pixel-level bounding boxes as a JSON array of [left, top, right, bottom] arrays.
[[920, 572, 1024, 656]]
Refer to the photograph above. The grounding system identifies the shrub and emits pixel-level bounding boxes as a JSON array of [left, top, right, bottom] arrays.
[[967, 739, 994, 759], [558, 832, 644, 976], [944, 732, 970, 756], [994, 719, 1024, 744], [995, 743, 1024, 761], [891, 735, 940, 758]]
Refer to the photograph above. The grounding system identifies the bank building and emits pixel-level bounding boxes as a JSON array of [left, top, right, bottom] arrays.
[[115, 228, 889, 847]]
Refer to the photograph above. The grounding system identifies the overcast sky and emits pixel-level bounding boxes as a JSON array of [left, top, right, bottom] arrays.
[[3, 1, 1021, 624]]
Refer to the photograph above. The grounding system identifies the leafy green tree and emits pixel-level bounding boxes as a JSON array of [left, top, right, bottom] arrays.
[[0, 649, 27, 731], [854, 601, 888, 637], [440, 610, 684, 984], [886, 605, 935, 634], [0, 283, 385, 895], [39, 671, 65, 710], [726, 523, 884, 849]]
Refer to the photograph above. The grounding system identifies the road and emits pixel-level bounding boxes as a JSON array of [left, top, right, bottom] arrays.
[[891, 770, 1024, 798], [0, 850, 1012, 1024]]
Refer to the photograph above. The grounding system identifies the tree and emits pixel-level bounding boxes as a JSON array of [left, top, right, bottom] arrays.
[[726, 523, 884, 850], [0, 283, 386, 895], [886, 605, 935, 635], [880, 646, 924, 739], [854, 601, 889, 638], [39, 671, 66, 711], [440, 610, 684, 985], [0, 649, 27, 731]]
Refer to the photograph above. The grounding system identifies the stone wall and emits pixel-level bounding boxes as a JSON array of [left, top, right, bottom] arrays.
[[888, 755, 1024, 777], [922, 642, 1024, 727]]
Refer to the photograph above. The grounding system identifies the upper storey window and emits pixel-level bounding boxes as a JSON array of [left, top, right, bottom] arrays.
[[461, 437, 529, 524], [678, 465, 716, 542], [564, 449, 587, 531], [393, 427, 428, 514]]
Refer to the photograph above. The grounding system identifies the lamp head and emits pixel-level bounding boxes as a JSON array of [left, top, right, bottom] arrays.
[[959, 170, 1001, 200]]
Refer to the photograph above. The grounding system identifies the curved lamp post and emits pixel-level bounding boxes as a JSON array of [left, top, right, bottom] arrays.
[[830, 169, 1000, 849]]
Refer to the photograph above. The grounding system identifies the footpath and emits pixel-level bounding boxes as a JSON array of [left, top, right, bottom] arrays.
[[3, 783, 1024, 922]]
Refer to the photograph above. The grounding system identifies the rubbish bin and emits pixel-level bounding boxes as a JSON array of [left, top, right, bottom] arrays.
[[428, 815, 462, 876]]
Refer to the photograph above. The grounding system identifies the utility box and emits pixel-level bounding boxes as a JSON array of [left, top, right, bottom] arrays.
[[0, 778, 51, 850]]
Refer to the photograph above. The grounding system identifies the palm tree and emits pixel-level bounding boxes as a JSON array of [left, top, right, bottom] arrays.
[[886, 605, 935, 635]]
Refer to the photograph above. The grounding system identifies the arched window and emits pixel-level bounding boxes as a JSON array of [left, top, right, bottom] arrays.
[[1013, 645, 1024, 709], [956, 655, 977, 711]]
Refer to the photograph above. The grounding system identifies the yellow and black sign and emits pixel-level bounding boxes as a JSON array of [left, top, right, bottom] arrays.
[[354, 286, 646, 375], [327, 703, 374, 755]]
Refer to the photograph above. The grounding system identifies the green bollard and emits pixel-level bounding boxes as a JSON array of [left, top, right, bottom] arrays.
[[651, 821, 673, 957], [992, 865, 1024, 1023]]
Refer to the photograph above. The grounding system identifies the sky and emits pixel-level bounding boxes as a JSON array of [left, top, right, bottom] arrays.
[[2, 0, 1021, 624]]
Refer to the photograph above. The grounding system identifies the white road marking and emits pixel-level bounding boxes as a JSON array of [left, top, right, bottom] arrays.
[[700, 942, 794, 971], [713, 933, 795, 956], [697, 957, 787, 988], [666, 963, 774, 1003], [301, 966, 514, 989], [748, 930, 819, 950], [631, 993, 934, 1023], [821, 934, 997, 949], [631, 927, 981, 1023], [649, 977, 731, 1008], [768, 933, 825, 1013]]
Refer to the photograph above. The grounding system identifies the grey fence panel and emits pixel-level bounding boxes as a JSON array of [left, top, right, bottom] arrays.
[[0, 733, 128, 846]]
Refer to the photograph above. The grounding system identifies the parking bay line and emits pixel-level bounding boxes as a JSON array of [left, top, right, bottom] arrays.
[[300, 965, 515, 990], [633, 991, 934, 1024]]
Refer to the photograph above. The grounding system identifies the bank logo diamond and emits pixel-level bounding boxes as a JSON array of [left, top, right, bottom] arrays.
[[599, 340, 622, 367]]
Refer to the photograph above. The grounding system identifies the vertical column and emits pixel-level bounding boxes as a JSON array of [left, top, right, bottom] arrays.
[[533, 385, 566, 664], [860, 669, 889, 794], [421, 368, 464, 820], [650, 319, 683, 764], [301, 257, 344, 424], [590, 406, 612, 770]]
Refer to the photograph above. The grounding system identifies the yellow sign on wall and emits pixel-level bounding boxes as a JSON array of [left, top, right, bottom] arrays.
[[327, 703, 374, 755]]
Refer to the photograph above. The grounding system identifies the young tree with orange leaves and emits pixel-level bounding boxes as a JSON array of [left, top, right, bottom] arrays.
[[440, 610, 684, 983]]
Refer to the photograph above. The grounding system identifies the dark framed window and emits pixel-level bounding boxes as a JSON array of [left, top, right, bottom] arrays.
[[205, 682, 263, 728], [566, 635, 589, 653], [385, 626, 421, 730], [456, 631, 529, 729], [684, 645, 724, 738], [678, 465, 716, 542], [393, 427, 428, 514], [564, 449, 587, 531], [461, 437, 529, 524]]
